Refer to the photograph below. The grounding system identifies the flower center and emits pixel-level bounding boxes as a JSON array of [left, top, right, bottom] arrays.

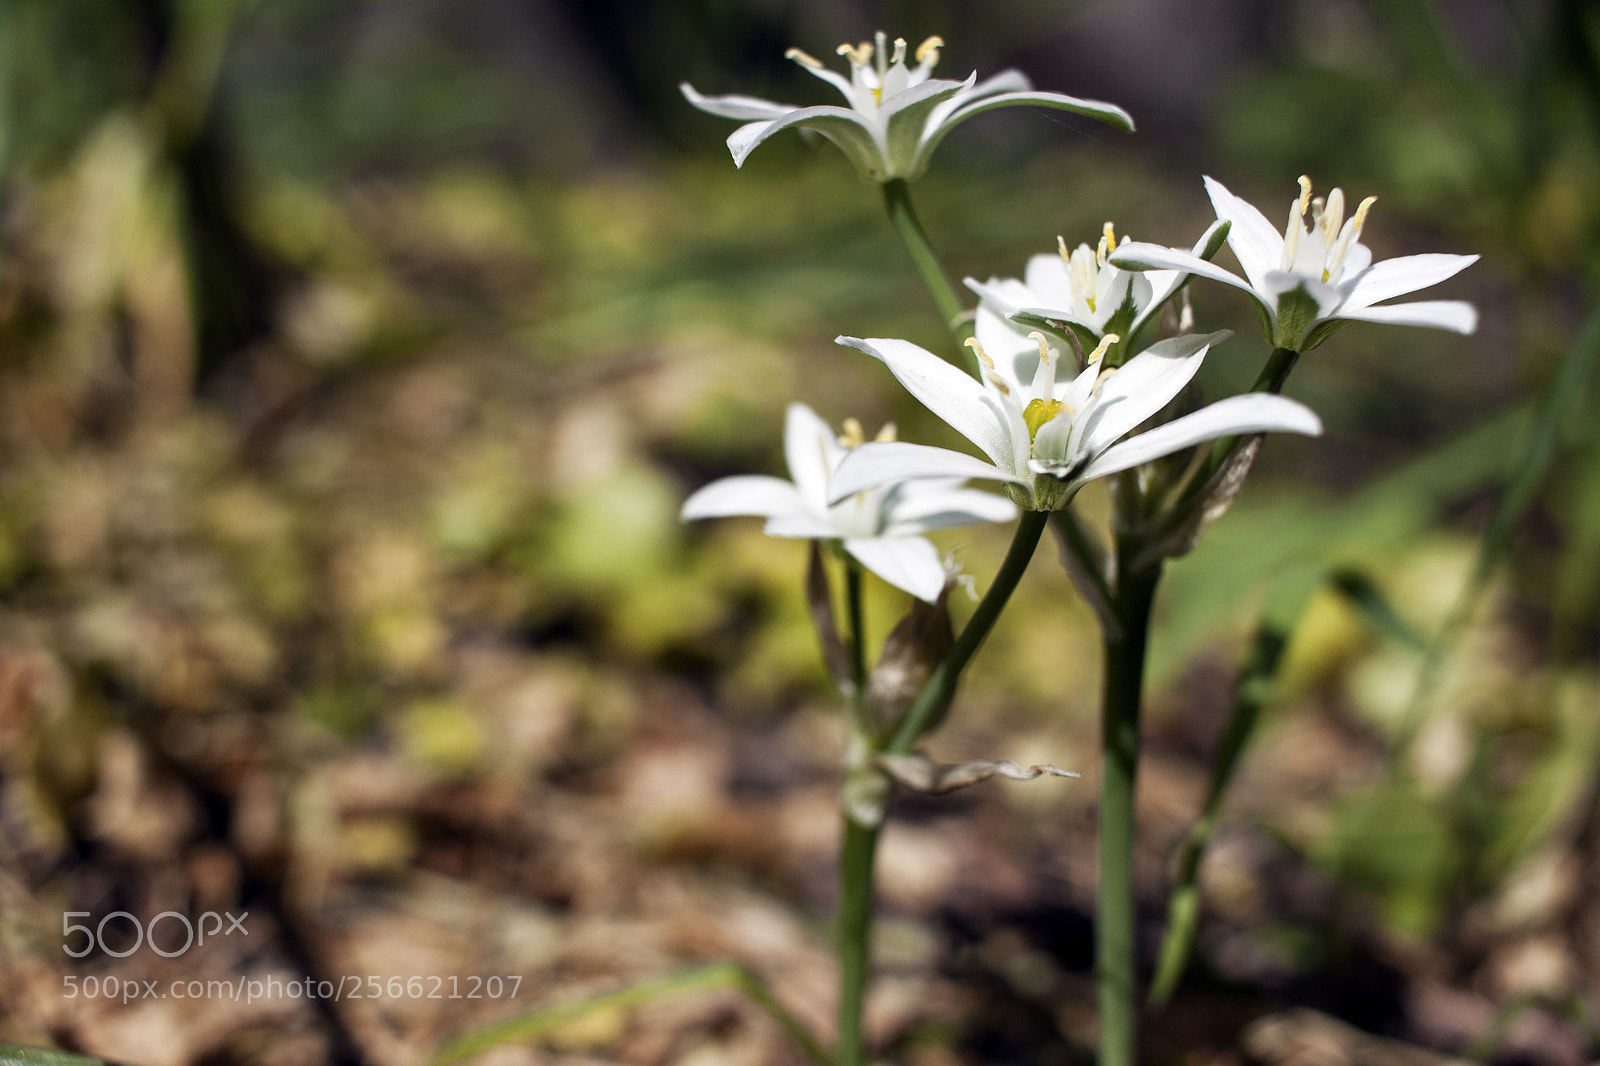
[[1281, 175, 1377, 284], [1023, 398, 1062, 441], [838, 417, 896, 449]]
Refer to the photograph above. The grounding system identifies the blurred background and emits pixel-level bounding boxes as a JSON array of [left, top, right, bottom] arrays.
[[0, 0, 1598, 1063]]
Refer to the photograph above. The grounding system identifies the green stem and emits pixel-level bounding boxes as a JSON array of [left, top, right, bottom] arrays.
[[886, 509, 1049, 754], [1098, 551, 1162, 1066], [836, 815, 881, 1066], [881, 179, 975, 365], [844, 555, 868, 724], [1252, 346, 1301, 393]]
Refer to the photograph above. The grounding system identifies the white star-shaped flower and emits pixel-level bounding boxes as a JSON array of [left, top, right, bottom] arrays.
[[1111, 176, 1478, 351], [966, 221, 1224, 350], [681, 31, 1132, 182], [828, 330, 1322, 512], [681, 403, 1017, 601]]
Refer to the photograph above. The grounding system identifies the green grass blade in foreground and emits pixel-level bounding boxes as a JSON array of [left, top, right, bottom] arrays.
[[1148, 565, 1316, 1005], [1149, 563, 1425, 1003], [430, 962, 829, 1066], [1153, 403, 1530, 688], [1394, 302, 1600, 757], [0, 1047, 113, 1066]]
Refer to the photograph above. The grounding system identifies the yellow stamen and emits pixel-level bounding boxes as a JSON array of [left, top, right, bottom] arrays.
[[915, 36, 944, 65], [1023, 398, 1062, 441], [872, 87, 882, 105], [1282, 176, 1314, 270], [1101, 221, 1118, 258], [837, 41, 873, 66], [1029, 330, 1051, 365], [964, 336, 996, 371], [1087, 333, 1119, 364], [785, 47, 823, 69], [891, 37, 907, 64], [875, 421, 897, 443], [839, 417, 866, 449], [1327, 196, 1376, 281], [1092, 367, 1118, 396], [1320, 187, 1345, 247], [986, 373, 1011, 396], [1057, 234, 1071, 267]]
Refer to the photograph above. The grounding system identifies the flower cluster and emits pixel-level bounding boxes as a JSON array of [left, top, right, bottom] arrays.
[[680, 33, 1476, 603]]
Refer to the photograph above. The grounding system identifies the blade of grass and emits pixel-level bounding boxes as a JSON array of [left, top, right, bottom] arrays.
[[0, 1046, 114, 1066], [1150, 563, 1426, 1003], [1394, 303, 1600, 761], [430, 962, 829, 1066], [1149, 565, 1316, 1004]]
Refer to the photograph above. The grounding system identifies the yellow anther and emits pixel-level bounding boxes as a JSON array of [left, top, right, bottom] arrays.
[[837, 41, 873, 65], [1088, 333, 1119, 364], [1326, 195, 1376, 282], [1320, 187, 1345, 246], [1350, 195, 1377, 235], [1296, 175, 1313, 217], [1057, 234, 1071, 265], [1028, 331, 1051, 364], [1023, 398, 1063, 441], [915, 36, 945, 64], [875, 421, 897, 443], [785, 47, 823, 69], [1092, 366, 1118, 396], [891, 37, 907, 64], [985, 372, 1011, 396], [1103, 221, 1118, 252], [839, 417, 866, 449], [872, 87, 882, 105], [964, 336, 996, 370]]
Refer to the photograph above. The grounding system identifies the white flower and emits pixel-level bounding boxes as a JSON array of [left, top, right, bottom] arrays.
[[1111, 176, 1478, 351], [681, 403, 1018, 601], [681, 31, 1133, 183], [966, 221, 1224, 349], [828, 330, 1323, 511]]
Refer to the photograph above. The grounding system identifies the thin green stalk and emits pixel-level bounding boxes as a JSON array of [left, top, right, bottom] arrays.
[[431, 962, 829, 1066], [1098, 551, 1161, 1066], [836, 815, 880, 1066], [886, 509, 1049, 754], [1393, 304, 1600, 765], [1252, 346, 1301, 393], [844, 555, 868, 719], [881, 178, 975, 364], [1148, 602, 1297, 1004]]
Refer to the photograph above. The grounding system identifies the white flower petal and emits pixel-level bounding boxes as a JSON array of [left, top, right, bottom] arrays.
[[837, 336, 1016, 468], [1077, 332, 1223, 457], [1072, 394, 1322, 483], [829, 441, 1020, 503], [764, 513, 844, 538], [883, 485, 1019, 533], [1202, 176, 1285, 294], [1341, 253, 1479, 310], [915, 87, 1134, 176], [1334, 299, 1478, 334], [682, 475, 806, 521], [844, 536, 948, 602], [680, 83, 795, 121], [1110, 242, 1265, 308], [783, 403, 841, 512], [727, 107, 884, 176]]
